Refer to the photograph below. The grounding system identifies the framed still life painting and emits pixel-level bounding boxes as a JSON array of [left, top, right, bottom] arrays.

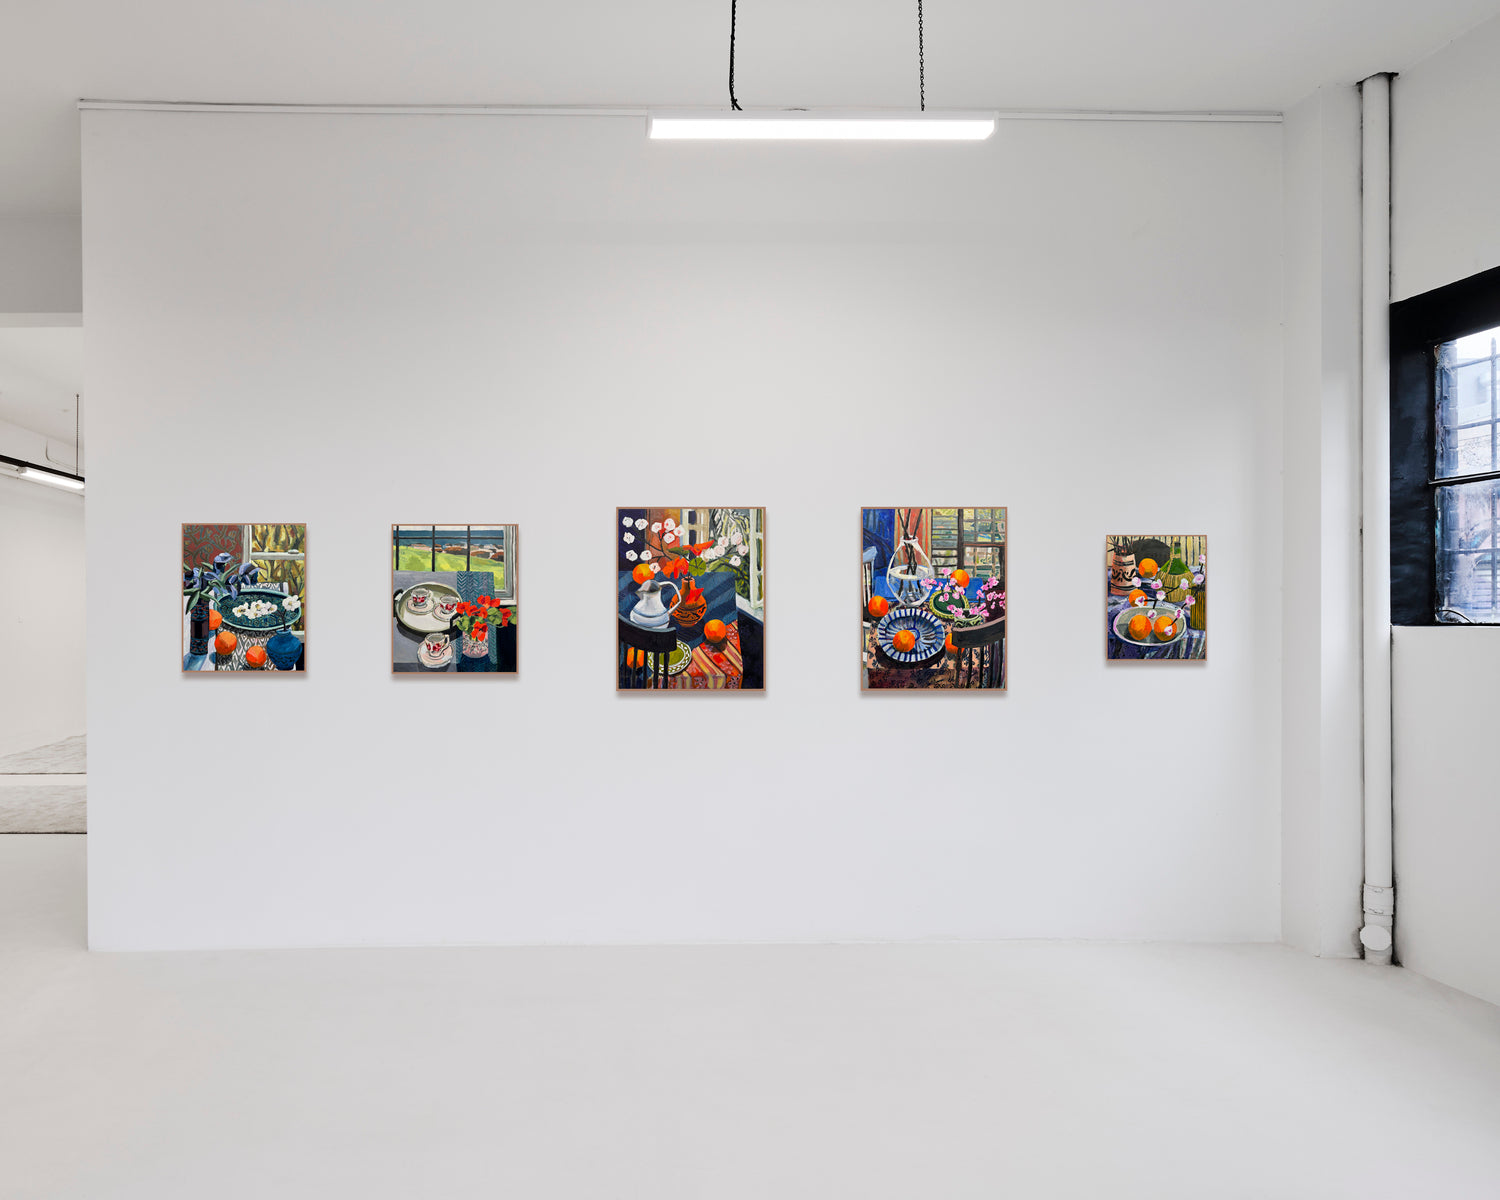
[[617, 508, 765, 690], [861, 507, 1007, 690], [1105, 534, 1207, 661], [391, 525, 518, 673], [182, 523, 306, 672]]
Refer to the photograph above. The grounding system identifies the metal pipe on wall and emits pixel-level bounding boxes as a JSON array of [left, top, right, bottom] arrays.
[[1359, 73, 1395, 965]]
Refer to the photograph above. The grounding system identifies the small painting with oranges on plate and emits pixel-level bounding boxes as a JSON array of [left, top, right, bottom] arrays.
[[1106, 535, 1207, 661]]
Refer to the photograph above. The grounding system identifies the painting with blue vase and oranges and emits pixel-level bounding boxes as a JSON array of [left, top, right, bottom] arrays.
[[181, 523, 306, 673]]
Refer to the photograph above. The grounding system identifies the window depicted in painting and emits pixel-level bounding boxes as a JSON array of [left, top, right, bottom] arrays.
[[391, 525, 517, 673], [1105, 535, 1206, 661], [861, 507, 1006, 690], [181, 523, 306, 672], [617, 508, 765, 691]]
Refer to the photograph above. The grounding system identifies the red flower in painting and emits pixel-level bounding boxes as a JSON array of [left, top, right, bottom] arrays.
[[474, 622, 489, 637], [658, 557, 694, 580], [499, 609, 511, 627]]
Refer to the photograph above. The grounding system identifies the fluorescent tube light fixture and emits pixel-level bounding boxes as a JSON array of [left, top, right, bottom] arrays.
[[22, 466, 85, 491], [660, 2, 991, 143], [0, 455, 85, 493], [648, 111, 996, 141]]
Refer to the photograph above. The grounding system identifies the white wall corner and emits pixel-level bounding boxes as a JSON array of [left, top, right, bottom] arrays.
[[1280, 84, 1365, 958]]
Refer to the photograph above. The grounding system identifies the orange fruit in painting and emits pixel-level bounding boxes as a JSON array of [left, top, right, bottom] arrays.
[[208, 609, 223, 631], [703, 619, 728, 645], [1153, 615, 1177, 640], [214, 630, 238, 655], [867, 595, 890, 619], [245, 645, 267, 669], [892, 628, 917, 653], [631, 563, 654, 584], [1127, 589, 1147, 607], [951, 569, 970, 588], [1138, 558, 1159, 578], [1127, 613, 1152, 641]]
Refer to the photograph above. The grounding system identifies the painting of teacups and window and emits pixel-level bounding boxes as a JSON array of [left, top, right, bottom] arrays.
[[392, 525, 517, 673], [182, 523, 306, 672], [617, 509, 764, 691], [1105, 535, 1207, 661], [861, 508, 1006, 690]]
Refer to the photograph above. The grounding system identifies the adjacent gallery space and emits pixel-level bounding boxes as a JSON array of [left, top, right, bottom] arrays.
[[3, 1, 1500, 1195]]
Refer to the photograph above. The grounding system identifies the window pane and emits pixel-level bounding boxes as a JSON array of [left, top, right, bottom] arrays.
[[1437, 477, 1500, 621], [1437, 326, 1500, 479], [250, 524, 305, 555]]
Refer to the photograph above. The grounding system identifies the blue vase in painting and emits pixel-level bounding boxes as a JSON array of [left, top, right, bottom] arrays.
[[189, 602, 211, 655], [266, 632, 302, 671]]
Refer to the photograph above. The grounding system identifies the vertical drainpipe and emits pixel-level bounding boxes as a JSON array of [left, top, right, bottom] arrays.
[[1360, 73, 1395, 964]]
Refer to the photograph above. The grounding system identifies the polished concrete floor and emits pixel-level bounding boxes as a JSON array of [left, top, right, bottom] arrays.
[[0, 735, 86, 832], [3, 834, 1500, 1199]]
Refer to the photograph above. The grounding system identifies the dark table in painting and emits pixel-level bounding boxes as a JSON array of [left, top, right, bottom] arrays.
[[393, 570, 516, 673], [862, 573, 1005, 690], [181, 591, 305, 672], [617, 570, 752, 689]]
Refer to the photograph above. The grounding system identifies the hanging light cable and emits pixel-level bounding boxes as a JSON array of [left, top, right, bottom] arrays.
[[649, 1, 994, 142], [729, 0, 742, 111]]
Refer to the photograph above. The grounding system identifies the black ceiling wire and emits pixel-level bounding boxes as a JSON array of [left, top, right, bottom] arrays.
[[918, 0, 926, 111], [730, 1, 924, 113], [729, 0, 743, 110]]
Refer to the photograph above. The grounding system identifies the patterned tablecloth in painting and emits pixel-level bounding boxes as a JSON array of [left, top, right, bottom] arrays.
[[1104, 597, 1206, 660], [618, 570, 743, 689]]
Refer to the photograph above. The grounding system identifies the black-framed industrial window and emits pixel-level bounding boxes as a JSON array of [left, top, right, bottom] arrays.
[[1391, 263, 1500, 625]]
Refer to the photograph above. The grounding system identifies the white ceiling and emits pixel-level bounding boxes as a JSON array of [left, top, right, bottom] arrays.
[[0, 328, 84, 443], [3, 0, 1500, 215]]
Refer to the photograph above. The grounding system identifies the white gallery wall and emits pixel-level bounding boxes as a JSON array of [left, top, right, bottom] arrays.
[[1277, 85, 1364, 959], [1390, 13, 1500, 1007], [83, 107, 1283, 950], [0, 473, 85, 758]]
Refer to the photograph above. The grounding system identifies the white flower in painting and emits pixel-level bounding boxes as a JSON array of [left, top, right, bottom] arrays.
[[1192, 573, 1204, 586], [730, 555, 742, 566], [663, 517, 676, 532], [649, 562, 660, 574], [635, 518, 647, 530], [282, 596, 300, 611], [626, 550, 638, 561], [622, 516, 632, 527], [662, 533, 676, 546], [640, 550, 651, 560], [1198, 554, 1206, 564], [1130, 577, 1141, 587], [715, 536, 728, 550], [651, 522, 662, 533], [622, 532, 634, 544], [1131, 595, 1146, 607]]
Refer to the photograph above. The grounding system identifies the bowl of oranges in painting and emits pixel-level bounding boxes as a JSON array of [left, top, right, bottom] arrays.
[[1112, 600, 1187, 649]]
